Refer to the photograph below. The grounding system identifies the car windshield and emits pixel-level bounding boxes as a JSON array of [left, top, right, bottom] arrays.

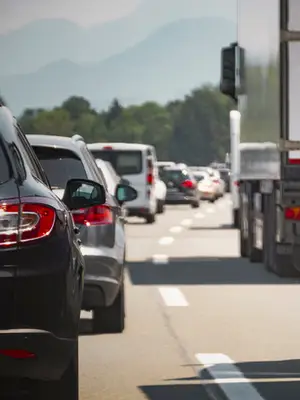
[[32, 146, 87, 189], [90, 150, 142, 175]]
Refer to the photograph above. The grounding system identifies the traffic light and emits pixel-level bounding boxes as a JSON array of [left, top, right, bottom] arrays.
[[220, 42, 237, 102]]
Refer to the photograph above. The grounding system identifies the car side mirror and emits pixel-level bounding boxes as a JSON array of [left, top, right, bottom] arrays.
[[115, 184, 137, 205], [62, 178, 106, 210]]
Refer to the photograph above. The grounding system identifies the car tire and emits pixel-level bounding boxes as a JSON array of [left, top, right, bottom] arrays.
[[29, 340, 79, 400], [209, 198, 215, 203], [145, 213, 156, 224], [191, 200, 200, 208], [156, 200, 165, 214], [93, 281, 125, 334]]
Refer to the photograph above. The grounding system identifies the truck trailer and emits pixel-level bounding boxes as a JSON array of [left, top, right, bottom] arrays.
[[220, 0, 300, 276]]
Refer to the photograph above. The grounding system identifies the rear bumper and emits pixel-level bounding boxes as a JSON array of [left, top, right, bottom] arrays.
[[0, 330, 75, 381], [81, 247, 123, 310]]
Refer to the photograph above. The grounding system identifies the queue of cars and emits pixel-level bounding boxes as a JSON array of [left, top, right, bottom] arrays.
[[0, 102, 228, 397]]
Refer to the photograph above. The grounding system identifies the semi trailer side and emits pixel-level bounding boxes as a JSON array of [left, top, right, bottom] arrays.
[[220, 0, 300, 276]]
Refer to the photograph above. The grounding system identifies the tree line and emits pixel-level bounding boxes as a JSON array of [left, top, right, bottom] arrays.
[[5, 85, 233, 164]]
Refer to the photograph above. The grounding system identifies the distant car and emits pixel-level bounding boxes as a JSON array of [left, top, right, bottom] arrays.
[[88, 142, 158, 224], [219, 168, 230, 192], [210, 168, 225, 198], [161, 164, 200, 208], [192, 170, 217, 202], [28, 134, 137, 334]]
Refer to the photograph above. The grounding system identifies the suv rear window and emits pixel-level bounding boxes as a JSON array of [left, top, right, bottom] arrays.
[[32, 146, 87, 189], [161, 168, 191, 183], [0, 142, 10, 184], [91, 150, 142, 175]]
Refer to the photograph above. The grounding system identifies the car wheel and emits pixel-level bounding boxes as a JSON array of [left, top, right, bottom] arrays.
[[93, 281, 125, 334], [145, 213, 156, 224], [191, 200, 200, 208], [156, 200, 165, 214], [29, 340, 79, 400]]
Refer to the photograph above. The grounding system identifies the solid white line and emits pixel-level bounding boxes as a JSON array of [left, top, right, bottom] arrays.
[[181, 218, 192, 226], [195, 353, 264, 400], [158, 236, 174, 245], [206, 208, 215, 213], [169, 226, 183, 234], [152, 254, 169, 264], [195, 212, 205, 219], [158, 287, 188, 306]]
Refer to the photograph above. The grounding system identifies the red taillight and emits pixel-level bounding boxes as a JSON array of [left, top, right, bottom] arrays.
[[234, 180, 240, 187], [0, 200, 56, 247], [147, 173, 154, 185], [0, 349, 35, 359], [103, 146, 113, 150], [213, 179, 220, 184], [181, 180, 195, 189], [72, 205, 113, 226], [285, 207, 300, 220], [288, 159, 300, 164]]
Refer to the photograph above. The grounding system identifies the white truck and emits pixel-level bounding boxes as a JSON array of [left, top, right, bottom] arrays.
[[220, 0, 300, 276]]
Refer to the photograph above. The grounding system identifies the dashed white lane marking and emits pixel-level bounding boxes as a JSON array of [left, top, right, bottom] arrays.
[[206, 207, 215, 213], [195, 212, 205, 219], [169, 226, 183, 234], [195, 353, 264, 400], [181, 218, 192, 226], [158, 236, 174, 245], [158, 287, 188, 306], [152, 254, 169, 264]]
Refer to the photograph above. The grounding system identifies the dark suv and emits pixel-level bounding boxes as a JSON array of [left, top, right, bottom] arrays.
[[27, 134, 137, 334], [160, 164, 200, 208], [0, 106, 106, 397]]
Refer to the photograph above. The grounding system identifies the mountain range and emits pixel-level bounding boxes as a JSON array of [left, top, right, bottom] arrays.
[[0, 5, 236, 116]]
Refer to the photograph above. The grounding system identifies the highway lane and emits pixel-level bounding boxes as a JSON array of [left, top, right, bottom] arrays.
[[79, 195, 300, 400]]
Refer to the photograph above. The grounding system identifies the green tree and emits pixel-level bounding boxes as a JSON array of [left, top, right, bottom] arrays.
[[74, 113, 108, 142], [32, 108, 74, 136], [105, 98, 123, 128], [61, 96, 92, 120]]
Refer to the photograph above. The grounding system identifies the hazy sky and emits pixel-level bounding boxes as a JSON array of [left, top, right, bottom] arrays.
[[0, 0, 141, 33]]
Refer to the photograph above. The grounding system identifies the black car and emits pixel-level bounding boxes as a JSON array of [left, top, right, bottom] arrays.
[[27, 134, 137, 334], [0, 106, 106, 397], [160, 164, 200, 208]]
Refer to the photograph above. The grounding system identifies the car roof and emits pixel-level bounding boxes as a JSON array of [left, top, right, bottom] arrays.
[[88, 142, 153, 151], [27, 134, 86, 156]]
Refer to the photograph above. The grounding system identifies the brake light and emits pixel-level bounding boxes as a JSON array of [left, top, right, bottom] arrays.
[[234, 180, 240, 187], [181, 180, 195, 189], [213, 179, 220, 184], [288, 159, 300, 164], [0, 200, 56, 247], [285, 207, 300, 220], [0, 349, 35, 359], [72, 205, 113, 226], [147, 173, 154, 185], [103, 146, 113, 150]]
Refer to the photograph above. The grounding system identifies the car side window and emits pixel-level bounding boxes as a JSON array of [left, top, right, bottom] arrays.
[[10, 144, 26, 182], [15, 126, 50, 187]]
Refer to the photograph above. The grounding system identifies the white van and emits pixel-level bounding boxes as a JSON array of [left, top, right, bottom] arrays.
[[88, 142, 158, 223]]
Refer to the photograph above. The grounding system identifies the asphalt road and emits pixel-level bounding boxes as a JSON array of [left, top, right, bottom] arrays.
[[79, 195, 300, 400]]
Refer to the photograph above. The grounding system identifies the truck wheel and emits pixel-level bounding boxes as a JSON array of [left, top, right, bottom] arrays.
[[233, 209, 239, 228], [93, 281, 125, 334], [272, 253, 299, 278]]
